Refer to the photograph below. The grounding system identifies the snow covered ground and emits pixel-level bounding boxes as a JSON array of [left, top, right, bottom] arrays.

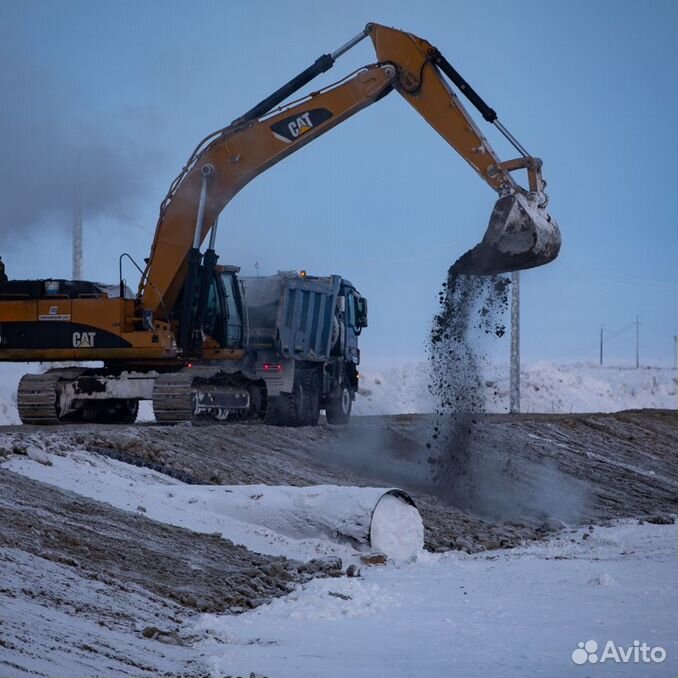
[[0, 361, 675, 424], [2, 446, 677, 678], [192, 521, 677, 678], [1, 358, 675, 676]]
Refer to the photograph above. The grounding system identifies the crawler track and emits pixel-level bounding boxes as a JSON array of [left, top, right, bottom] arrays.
[[151, 372, 195, 423], [16, 373, 61, 425]]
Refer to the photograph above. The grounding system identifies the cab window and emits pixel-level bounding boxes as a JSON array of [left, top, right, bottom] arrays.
[[221, 273, 243, 346], [202, 278, 220, 339], [346, 292, 357, 329]]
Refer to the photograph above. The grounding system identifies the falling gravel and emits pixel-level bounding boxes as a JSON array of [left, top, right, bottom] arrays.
[[427, 259, 511, 505]]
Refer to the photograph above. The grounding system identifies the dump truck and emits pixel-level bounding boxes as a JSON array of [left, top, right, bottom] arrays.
[[0, 22, 560, 425], [245, 271, 366, 425]]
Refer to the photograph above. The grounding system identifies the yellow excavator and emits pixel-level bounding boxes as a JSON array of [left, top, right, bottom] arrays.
[[0, 22, 560, 425]]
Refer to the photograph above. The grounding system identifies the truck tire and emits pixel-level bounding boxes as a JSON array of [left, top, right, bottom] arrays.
[[325, 385, 352, 425], [265, 368, 320, 427], [265, 379, 303, 427]]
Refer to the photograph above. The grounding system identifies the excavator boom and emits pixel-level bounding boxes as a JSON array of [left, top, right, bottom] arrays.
[[141, 22, 561, 317], [141, 64, 396, 317]]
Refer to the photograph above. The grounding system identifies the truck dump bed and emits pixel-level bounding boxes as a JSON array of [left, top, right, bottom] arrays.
[[243, 272, 341, 361]]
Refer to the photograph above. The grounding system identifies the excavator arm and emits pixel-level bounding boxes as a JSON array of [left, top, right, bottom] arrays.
[[366, 23, 560, 275], [140, 22, 560, 320]]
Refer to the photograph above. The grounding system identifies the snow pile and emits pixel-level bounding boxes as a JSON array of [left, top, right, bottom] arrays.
[[355, 362, 677, 415], [2, 449, 422, 562]]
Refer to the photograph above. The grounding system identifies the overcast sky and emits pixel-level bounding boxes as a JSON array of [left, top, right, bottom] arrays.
[[1, 0, 676, 368]]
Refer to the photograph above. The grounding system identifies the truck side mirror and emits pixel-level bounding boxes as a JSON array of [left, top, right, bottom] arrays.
[[356, 297, 368, 328]]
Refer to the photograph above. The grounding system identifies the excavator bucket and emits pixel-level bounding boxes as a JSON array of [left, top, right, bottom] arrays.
[[455, 193, 561, 276]]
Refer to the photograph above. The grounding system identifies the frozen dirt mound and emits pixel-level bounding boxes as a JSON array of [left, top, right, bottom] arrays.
[[3, 410, 676, 551], [3, 445, 423, 563], [0, 467, 342, 678], [1, 411, 676, 677]]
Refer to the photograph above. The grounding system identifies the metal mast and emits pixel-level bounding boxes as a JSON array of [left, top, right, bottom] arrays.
[[72, 164, 82, 280], [510, 271, 520, 413]]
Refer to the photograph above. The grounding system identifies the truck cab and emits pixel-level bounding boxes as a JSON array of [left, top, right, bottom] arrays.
[[336, 278, 368, 367]]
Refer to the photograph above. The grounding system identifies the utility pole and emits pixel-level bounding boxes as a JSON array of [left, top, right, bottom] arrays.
[[72, 159, 82, 280], [635, 315, 640, 368], [674, 335, 677, 371], [510, 271, 520, 413], [599, 325, 604, 366]]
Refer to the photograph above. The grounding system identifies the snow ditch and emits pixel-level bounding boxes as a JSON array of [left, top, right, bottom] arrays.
[[2, 449, 424, 563]]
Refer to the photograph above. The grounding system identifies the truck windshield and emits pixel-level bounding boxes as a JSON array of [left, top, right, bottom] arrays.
[[221, 273, 243, 346]]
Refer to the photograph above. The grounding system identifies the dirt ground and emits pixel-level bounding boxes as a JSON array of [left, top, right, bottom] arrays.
[[1, 410, 676, 676], [4, 410, 675, 546]]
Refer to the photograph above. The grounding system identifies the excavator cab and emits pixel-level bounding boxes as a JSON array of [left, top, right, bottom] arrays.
[[175, 264, 245, 353]]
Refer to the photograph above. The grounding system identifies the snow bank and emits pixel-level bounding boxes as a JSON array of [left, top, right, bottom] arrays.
[[2, 449, 423, 563], [355, 362, 677, 415]]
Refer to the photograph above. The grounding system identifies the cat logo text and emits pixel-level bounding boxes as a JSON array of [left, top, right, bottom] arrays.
[[270, 108, 333, 144]]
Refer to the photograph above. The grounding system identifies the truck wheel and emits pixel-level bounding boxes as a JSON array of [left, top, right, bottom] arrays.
[[326, 385, 352, 425], [302, 369, 321, 426], [265, 380, 303, 427], [265, 369, 320, 427]]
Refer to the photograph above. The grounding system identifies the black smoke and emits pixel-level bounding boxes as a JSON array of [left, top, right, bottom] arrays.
[[0, 50, 162, 243]]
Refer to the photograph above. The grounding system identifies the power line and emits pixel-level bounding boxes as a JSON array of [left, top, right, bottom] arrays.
[[554, 258, 674, 290]]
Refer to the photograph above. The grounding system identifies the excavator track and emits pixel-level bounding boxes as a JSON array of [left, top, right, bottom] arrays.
[[152, 373, 196, 424], [17, 373, 62, 425]]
